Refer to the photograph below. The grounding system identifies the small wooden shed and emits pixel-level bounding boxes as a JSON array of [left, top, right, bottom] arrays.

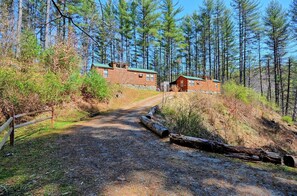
[[174, 75, 221, 93]]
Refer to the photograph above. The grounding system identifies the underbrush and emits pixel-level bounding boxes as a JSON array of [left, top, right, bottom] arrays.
[[223, 81, 278, 111], [0, 33, 111, 120], [0, 65, 111, 120], [162, 83, 297, 154], [162, 94, 225, 142]]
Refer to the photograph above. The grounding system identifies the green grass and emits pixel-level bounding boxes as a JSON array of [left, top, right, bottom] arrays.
[[245, 161, 297, 181], [281, 116, 293, 125], [0, 89, 159, 195], [0, 111, 84, 195]]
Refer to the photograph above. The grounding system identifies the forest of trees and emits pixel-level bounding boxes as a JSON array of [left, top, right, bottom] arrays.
[[1, 0, 297, 119]]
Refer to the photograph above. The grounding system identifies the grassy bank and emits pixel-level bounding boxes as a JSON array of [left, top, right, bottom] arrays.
[[161, 82, 297, 154]]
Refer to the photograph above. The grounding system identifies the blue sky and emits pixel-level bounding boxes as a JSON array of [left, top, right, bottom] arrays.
[[179, 0, 292, 16]]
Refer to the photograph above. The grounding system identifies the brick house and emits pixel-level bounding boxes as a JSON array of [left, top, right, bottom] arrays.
[[91, 62, 157, 90], [172, 75, 221, 93]]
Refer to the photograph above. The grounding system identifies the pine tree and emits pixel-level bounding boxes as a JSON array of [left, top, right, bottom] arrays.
[[161, 0, 183, 82], [221, 8, 235, 82], [232, 0, 260, 86], [200, 0, 214, 78], [118, 0, 132, 63], [182, 16, 193, 76], [137, 0, 160, 69], [264, 0, 289, 106]]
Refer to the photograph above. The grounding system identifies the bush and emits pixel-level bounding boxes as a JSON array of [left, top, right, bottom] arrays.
[[38, 72, 64, 105], [282, 116, 293, 125], [223, 81, 274, 107], [82, 70, 110, 100], [63, 71, 84, 96], [162, 95, 218, 140], [42, 36, 80, 77], [20, 30, 41, 63]]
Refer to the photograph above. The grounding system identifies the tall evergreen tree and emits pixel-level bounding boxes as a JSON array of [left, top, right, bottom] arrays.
[[161, 0, 183, 82], [264, 0, 289, 106], [137, 0, 160, 69]]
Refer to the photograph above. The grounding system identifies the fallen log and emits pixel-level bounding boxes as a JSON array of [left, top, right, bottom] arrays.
[[284, 155, 297, 168], [169, 133, 282, 165], [140, 116, 169, 138], [145, 105, 160, 119], [225, 153, 260, 162]]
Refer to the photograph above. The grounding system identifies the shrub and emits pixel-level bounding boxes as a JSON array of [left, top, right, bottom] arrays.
[[223, 81, 275, 108], [63, 71, 84, 96], [42, 36, 80, 77], [82, 70, 110, 100], [38, 72, 64, 105], [162, 95, 218, 140], [282, 116, 293, 125], [20, 30, 41, 63]]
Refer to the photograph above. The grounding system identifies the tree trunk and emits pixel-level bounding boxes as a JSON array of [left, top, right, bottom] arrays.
[[140, 116, 169, 138], [169, 134, 282, 165], [146, 105, 160, 119], [292, 88, 297, 121], [285, 58, 291, 115], [45, 0, 51, 49], [267, 59, 272, 101], [16, 0, 23, 58], [258, 34, 263, 96], [284, 155, 297, 168]]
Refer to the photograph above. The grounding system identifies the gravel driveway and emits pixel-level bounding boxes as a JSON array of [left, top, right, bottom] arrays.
[[56, 94, 297, 195]]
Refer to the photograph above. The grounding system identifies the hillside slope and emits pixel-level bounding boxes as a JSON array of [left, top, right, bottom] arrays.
[[162, 92, 297, 155]]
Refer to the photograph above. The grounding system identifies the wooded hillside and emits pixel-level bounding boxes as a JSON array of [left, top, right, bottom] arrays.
[[1, 0, 297, 119]]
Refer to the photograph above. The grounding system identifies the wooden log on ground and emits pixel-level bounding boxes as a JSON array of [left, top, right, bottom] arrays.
[[284, 155, 297, 168], [140, 116, 169, 138], [169, 133, 282, 165], [225, 153, 261, 162], [145, 105, 160, 119]]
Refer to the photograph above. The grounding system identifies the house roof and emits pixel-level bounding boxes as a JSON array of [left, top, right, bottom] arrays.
[[92, 63, 112, 69], [128, 67, 157, 74], [180, 75, 204, 81], [92, 63, 157, 74], [213, 79, 221, 83]]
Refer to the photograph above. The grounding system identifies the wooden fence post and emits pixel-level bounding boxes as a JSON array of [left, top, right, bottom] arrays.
[[10, 107, 15, 146], [51, 106, 54, 128]]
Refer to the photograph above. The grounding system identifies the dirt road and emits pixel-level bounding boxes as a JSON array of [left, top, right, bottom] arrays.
[[56, 94, 297, 195]]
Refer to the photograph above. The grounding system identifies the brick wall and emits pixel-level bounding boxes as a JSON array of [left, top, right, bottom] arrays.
[[94, 67, 157, 89], [176, 76, 221, 93]]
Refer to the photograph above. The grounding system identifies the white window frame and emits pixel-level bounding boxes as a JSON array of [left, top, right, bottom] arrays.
[[150, 74, 154, 81], [103, 69, 108, 78]]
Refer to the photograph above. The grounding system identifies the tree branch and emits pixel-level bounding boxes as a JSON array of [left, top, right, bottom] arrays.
[[51, 0, 100, 46]]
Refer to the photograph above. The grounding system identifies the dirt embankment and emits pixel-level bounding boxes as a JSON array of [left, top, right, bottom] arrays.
[[162, 92, 297, 155]]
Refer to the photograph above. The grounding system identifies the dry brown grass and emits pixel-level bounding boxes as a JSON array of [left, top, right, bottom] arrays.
[[108, 87, 160, 110], [162, 92, 297, 154]]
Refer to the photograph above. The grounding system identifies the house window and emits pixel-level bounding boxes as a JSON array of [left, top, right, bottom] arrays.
[[215, 84, 218, 88], [150, 74, 154, 81], [180, 80, 184, 87], [146, 74, 150, 81], [139, 74, 143, 78], [103, 69, 108, 78], [189, 80, 195, 86]]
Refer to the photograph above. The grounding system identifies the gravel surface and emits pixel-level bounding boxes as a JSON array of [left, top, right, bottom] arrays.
[[55, 94, 297, 195]]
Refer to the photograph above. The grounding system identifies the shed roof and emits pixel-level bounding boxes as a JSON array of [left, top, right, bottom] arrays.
[[92, 63, 157, 74], [128, 67, 157, 74], [180, 75, 204, 81], [213, 79, 221, 83], [92, 63, 112, 69]]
